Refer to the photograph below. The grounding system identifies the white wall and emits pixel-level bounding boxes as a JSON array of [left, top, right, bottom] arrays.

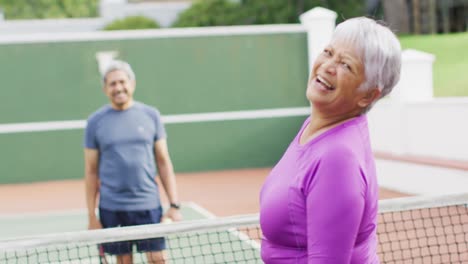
[[368, 98, 468, 162]]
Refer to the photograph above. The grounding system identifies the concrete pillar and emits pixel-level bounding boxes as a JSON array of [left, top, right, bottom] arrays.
[[299, 7, 337, 73], [391, 49, 435, 101]]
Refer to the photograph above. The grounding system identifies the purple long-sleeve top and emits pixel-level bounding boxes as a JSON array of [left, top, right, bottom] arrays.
[[260, 115, 380, 264]]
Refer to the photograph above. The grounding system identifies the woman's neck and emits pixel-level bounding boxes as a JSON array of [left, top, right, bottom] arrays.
[[300, 108, 361, 145]]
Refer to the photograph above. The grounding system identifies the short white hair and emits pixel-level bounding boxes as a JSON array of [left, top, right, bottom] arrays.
[[332, 17, 401, 111], [101, 60, 135, 85]]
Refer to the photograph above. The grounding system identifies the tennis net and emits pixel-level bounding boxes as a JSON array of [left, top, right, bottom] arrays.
[[0, 193, 467, 263], [378, 192, 468, 263]]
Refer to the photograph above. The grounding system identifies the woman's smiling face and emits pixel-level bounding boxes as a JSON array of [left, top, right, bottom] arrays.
[[306, 40, 374, 117]]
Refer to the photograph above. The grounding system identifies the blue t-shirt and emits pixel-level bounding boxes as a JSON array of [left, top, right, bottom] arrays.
[[84, 101, 166, 211]]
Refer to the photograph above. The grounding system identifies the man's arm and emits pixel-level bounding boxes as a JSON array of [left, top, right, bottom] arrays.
[[84, 148, 102, 229], [154, 139, 182, 221]]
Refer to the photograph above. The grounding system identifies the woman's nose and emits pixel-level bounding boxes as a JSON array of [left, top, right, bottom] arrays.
[[322, 59, 337, 75]]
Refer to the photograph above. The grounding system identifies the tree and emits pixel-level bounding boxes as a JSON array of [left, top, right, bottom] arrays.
[[173, 0, 366, 27], [173, 0, 242, 27], [382, 0, 410, 34], [0, 0, 98, 19]]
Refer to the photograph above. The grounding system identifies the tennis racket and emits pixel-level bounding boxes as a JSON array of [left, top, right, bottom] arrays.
[[98, 245, 109, 264]]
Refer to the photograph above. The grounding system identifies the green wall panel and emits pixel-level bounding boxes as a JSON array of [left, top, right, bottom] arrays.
[[0, 130, 84, 184], [0, 30, 310, 183], [167, 117, 305, 172], [0, 117, 306, 184], [0, 32, 308, 123]]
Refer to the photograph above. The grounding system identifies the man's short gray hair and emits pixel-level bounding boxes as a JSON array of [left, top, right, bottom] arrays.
[[332, 17, 401, 111], [101, 60, 136, 85]]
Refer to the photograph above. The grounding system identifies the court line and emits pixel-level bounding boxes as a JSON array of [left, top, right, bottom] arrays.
[[0, 202, 193, 219], [0, 208, 87, 219], [186, 202, 261, 250], [185, 201, 216, 219], [0, 202, 230, 220], [0, 107, 309, 134]]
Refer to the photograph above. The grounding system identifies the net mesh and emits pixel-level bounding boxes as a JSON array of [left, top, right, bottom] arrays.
[[1, 228, 262, 263], [1, 193, 467, 264], [0, 216, 262, 264], [377, 193, 468, 263]]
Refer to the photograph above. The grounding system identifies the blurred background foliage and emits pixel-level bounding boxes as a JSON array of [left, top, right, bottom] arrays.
[[103, 15, 160, 30], [174, 0, 366, 27], [173, 0, 242, 27], [0, 0, 98, 19], [0, 0, 463, 35], [0, 0, 366, 26], [0, 0, 365, 31]]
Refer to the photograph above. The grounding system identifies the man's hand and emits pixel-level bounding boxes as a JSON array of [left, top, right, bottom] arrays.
[[163, 207, 182, 222], [88, 216, 103, 230]]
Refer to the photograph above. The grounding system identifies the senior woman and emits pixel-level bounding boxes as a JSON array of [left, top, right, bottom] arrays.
[[259, 17, 401, 264]]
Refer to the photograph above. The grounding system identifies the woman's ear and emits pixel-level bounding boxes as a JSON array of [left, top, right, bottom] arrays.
[[358, 88, 381, 108]]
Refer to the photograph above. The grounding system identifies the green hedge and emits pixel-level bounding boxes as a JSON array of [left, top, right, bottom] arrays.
[[173, 0, 242, 27], [173, 0, 366, 27], [0, 0, 98, 19], [103, 16, 160, 31]]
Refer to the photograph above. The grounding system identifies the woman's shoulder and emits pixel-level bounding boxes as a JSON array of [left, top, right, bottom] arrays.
[[320, 141, 357, 162]]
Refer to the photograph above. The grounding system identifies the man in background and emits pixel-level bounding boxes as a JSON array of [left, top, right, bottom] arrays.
[[84, 60, 181, 264]]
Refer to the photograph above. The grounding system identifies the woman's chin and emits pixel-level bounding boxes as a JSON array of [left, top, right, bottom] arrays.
[[307, 89, 326, 105]]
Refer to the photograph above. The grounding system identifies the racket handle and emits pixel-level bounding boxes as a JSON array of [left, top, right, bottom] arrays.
[[98, 245, 109, 264]]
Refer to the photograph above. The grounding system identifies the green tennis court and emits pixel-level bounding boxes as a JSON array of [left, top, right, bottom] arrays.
[[0, 203, 262, 263], [0, 202, 210, 239], [2, 194, 468, 263]]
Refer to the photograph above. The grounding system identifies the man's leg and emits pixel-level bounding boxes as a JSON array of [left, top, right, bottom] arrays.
[[145, 251, 166, 264], [116, 254, 133, 264], [99, 209, 134, 263], [132, 207, 167, 263]]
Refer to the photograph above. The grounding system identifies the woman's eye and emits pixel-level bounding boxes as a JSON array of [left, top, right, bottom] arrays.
[[342, 62, 351, 70], [323, 49, 332, 56]]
